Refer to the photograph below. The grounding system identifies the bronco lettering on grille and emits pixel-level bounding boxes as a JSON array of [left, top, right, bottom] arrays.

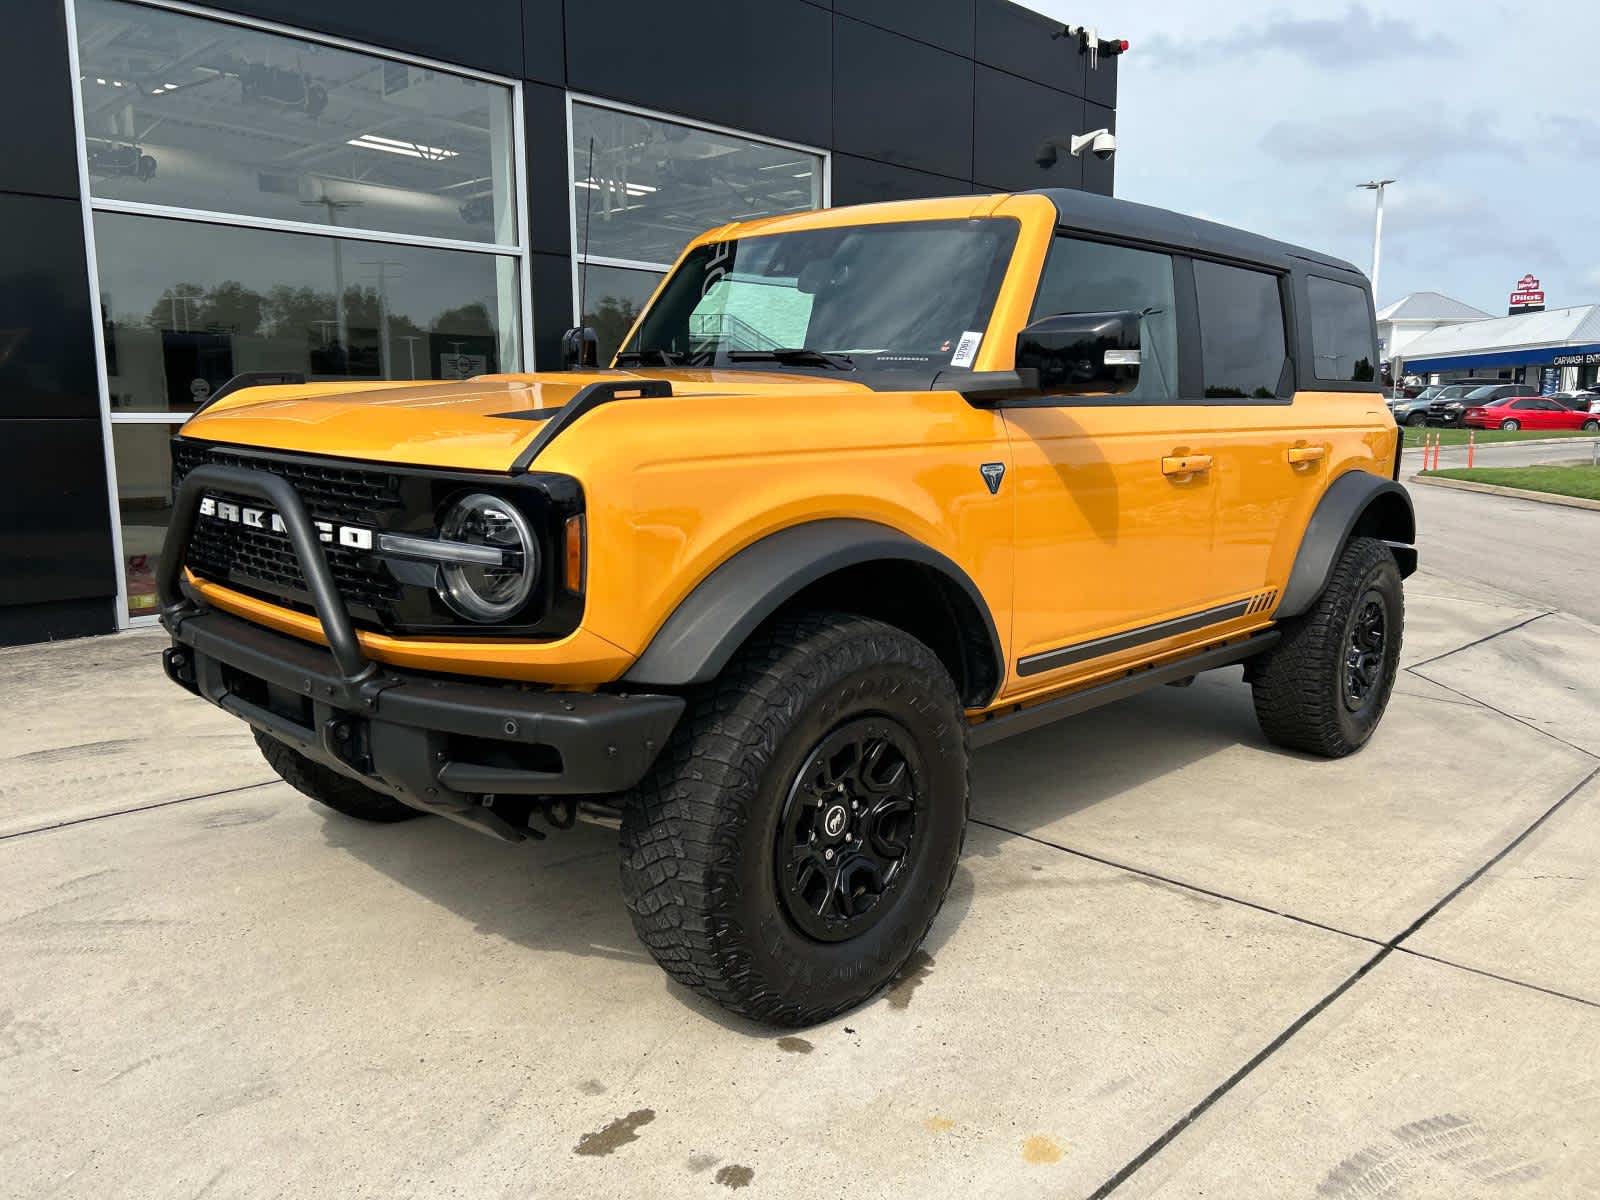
[[198, 495, 374, 550]]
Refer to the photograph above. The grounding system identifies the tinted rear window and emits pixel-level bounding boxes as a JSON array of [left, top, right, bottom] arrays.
[[1307, 276, 1377, 382], [1194, 261, 1288, 399]]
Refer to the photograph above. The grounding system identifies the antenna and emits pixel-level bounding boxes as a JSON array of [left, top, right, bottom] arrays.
[[578, 135, 595, 330]]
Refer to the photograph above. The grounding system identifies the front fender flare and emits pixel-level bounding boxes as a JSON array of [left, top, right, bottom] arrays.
[[1278, 471, 1416, 618], [621, 519, 1003, 700]]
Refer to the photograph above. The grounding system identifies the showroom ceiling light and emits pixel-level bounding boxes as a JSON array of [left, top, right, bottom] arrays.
[[347, 132, 460, 161]]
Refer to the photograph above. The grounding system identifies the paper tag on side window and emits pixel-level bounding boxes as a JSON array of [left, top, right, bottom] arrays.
[[950, 330, 983, 368]]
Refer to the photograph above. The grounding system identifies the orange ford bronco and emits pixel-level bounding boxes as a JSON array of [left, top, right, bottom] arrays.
[[159, 190, 1413, 1026]]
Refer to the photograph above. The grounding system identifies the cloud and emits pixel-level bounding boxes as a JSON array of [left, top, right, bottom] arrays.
[[1259, 110, 1525, 168], [1142, 5, 1457, 68]]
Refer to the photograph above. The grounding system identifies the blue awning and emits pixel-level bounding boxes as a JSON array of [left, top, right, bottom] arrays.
[[1404, 341, 1600, 373]]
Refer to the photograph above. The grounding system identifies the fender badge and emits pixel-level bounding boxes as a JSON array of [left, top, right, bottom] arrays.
[[980, 462, 1005, 494]]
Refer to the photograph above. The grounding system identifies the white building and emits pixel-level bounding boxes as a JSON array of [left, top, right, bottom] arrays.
[[1396, 304, 1600, 393], [1376, 292, 1491, 363]]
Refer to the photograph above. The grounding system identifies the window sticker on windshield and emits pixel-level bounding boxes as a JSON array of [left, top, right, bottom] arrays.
[[951, 330, 983, 368]]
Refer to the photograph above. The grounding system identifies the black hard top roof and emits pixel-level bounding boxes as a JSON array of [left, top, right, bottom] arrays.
[[1026, 188, 1366, 281]]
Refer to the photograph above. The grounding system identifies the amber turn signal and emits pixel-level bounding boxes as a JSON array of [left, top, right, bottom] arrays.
[[564, 513, 586, 593]]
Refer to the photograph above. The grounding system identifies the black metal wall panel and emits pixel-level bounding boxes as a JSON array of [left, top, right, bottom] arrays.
[[529, 251, 575, 370], [835, 0, 974, 56], [563, 0, 832, 149], [206, 0, 524, 78], [2, 0, 82, 200], [522, 0, 565, 85], [974, 0, 1085, 98], [0, 419, 116, 612], [830, 153, 971, 207], [524, 81, 572, 257], [833, 17, 973, 181], [0, 195, 100, 421], [0, 596, 116, 646], [973, 66, 1085, 192]]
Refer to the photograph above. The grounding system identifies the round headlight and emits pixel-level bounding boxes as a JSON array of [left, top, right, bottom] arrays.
[[437, 493, 538, 622]]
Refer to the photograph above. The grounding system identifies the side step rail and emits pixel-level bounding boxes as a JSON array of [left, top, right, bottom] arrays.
[[969, 631, 1279, 748]]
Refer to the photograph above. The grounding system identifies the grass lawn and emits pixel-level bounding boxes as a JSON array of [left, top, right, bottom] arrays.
[[1400, 426, 1600, 449], [1421, 465, 1600, 502]]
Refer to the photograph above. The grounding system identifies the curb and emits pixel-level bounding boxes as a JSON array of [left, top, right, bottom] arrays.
[[1409, 473, 1600, 512], [1402, 435, 1600, 454]]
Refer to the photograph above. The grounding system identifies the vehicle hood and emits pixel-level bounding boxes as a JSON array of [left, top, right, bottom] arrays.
[[180, 369, 874, 472]]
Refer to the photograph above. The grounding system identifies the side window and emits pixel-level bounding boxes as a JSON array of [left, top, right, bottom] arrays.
[[1032, 236, 1178, 402], [1194, 260, 1288, 399], [1307, 276, 1377, 382]]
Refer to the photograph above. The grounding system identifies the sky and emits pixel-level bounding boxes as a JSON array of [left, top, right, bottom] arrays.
[[1022, 0, 1600, 315]]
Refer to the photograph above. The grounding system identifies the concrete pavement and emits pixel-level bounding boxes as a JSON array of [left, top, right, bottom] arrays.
[[4, 493, 1599, 1197]]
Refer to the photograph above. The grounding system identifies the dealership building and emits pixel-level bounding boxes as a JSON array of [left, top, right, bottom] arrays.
[[1, 0, 1120, 646], [1396, 305, 1600, 395]]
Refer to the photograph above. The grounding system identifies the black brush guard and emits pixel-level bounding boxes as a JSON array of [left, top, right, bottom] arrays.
[[159, 464, 683, 842]]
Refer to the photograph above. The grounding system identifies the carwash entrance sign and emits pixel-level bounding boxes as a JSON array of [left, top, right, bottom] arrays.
[[1508, 273, 1545, 314]]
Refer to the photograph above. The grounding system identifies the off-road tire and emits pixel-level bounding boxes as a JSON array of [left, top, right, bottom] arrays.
[[1250, 536, 1403, 758], [253, 728, 422, 822], [619, 612, 969, 1027]]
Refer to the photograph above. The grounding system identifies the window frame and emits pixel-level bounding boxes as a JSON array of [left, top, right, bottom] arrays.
[[64, 0, 531, 627], [563, 91, 832, 328], [1008, 226, 1301, 409]]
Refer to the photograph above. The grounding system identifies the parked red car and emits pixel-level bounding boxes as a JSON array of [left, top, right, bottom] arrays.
[[1464, 395, 1600, 432]]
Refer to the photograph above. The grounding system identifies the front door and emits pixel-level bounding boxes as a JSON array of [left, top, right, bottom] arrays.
[[1003, 236, 1224, 699]]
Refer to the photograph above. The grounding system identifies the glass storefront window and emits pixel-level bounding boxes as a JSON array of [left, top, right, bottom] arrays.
[[579, 264, 663, 364], [95, 212, 521, 413], [112, 422, 175, 616], [74, 0, 518, 245], [570, 101, 825, 268]]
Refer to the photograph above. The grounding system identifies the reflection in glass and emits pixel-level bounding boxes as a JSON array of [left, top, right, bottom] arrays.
[[1195, 261, 1287, 399], [1308, 276, 1376, 381], [95, 212, 521, 413], [74, 0, 517, 244], [579, 264, 663, 364], [570, 102, 823, 267], [112, 422, 174, 616]]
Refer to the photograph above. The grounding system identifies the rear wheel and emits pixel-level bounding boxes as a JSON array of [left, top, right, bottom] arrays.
[[253, 728, 422, 822], [619, 612, 968, 1027], [1250, 537, 1403, 758], [1500, 418, 1520, 431]]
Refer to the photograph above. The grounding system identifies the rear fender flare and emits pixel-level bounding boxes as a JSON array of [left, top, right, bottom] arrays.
[[1278, 471, 1416, 618]]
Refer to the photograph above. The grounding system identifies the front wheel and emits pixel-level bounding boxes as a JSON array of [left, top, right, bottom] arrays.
[[1405, 411, 1427, 427], [1583, 419, 1599, 431], [619, 613, 968, 1027], [1250, 537, 1403, 758], [1500, 418, 1520, 431]]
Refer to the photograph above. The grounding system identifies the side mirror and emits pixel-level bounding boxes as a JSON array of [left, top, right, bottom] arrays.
[[1016, 310, 1142, 396], [561, 326, 599, 370]]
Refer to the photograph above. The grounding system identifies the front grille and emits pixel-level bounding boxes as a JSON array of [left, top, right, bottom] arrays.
[[172, 442, 406, 620]]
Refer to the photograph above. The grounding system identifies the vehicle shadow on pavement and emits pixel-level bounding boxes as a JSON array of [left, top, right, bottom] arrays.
[[969, 667, 1276, 847]]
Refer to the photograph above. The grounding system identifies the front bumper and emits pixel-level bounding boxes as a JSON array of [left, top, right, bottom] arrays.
[[163, 609, 683, 838], [158, 463, 682, 842]]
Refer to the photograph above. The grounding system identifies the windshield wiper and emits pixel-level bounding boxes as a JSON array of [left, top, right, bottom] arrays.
[[614, 348, 688, 367], [726, 348, 855, 371]]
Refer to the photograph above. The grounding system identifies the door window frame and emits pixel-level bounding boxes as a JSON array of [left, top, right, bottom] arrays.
[[63, 0, 532, 628]]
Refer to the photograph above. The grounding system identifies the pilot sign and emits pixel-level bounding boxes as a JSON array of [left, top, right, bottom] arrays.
[[1509, 273, 1545, 310]]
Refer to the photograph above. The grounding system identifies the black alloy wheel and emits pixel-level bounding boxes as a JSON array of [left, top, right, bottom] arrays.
[[1342, 592, 1388, 714], [776, 718, 922, 943]]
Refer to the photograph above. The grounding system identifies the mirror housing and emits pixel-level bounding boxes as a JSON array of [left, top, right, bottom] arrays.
[[561, 326, 599, 370], [1015, 310, 1142, 396]]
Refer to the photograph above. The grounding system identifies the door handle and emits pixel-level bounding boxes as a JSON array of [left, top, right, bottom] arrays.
[[1287, 445, 1326, 465], [1161, 453, 1212, 476]]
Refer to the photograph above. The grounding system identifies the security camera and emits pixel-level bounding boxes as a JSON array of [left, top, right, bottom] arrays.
[[1070, 129, 1117, 160]]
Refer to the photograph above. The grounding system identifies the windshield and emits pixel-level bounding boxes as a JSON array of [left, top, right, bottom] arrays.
[[1414, 386, 1443, 400], [618, 218, 1020, 375], [1464, 385, 1503, 400], [1439, 385, 1478, 398]]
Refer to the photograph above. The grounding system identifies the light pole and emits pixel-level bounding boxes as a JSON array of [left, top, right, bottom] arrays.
[[1357, 179, 1394, 304]]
